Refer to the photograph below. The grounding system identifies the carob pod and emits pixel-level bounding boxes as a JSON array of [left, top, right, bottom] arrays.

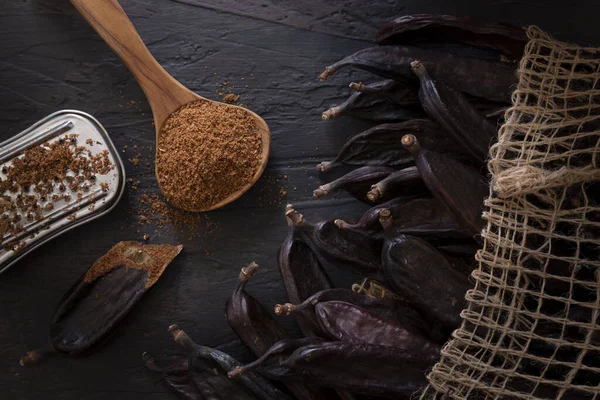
[[319, 46, 516, 103], [348, 79, 419, 105], [142, 356, 202, 400], [411, 60, 498, 164], [286, 205, 384, 279], [274, 288, 441, 343], [231, 340, 435, 399], [279, 206, 332, 335], [377, 198, 469, 241], [20, 241, 183, 366], [169, 325, 292, 400], [313, 165, 396, 204], [226, 262, 290, 357], [366, 166, 426, 202], [382, 235, 470, 332], [402, 134, 488, 237], [321, 88, 423, 122], [316, 119, 469, 173], [315, 300, 442, 354], [226, 263, 335, 400], [376, 14, 527, 59]]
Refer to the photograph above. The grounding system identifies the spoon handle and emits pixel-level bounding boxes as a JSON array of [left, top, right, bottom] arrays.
[[70, 0, 197, 128]]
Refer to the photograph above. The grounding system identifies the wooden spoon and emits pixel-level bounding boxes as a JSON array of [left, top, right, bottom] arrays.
[[70, 0, 270, 212]]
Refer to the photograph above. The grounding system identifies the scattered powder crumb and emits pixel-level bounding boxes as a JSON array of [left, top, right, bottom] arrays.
[[223, 93, 240, 103], [143, 234, 149, 241]]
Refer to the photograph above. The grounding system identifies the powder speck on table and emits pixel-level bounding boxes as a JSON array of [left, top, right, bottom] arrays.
[[156, 100, 262, 211]]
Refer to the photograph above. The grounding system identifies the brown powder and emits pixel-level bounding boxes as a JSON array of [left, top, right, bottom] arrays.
[[0, 134, 115, 250], [84, 241, 183, 288], [223, 93, 240, 103], [156, 100, 262, 211]]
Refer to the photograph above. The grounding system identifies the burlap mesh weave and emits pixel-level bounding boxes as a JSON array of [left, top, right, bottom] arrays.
[[419, 26, 600, 400]]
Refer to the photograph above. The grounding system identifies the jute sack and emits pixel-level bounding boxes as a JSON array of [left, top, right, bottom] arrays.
[[419, 26, 600, 400]]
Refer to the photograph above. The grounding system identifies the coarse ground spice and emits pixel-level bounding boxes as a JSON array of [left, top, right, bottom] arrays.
[[156, 100, 262, 211], [84, 241, 183, 288], [0, 134, 115, 250]]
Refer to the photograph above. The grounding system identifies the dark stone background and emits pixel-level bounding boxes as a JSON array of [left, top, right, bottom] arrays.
[[0, 1, 598, 398]]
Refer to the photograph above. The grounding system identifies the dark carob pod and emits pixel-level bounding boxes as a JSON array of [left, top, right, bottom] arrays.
[[366, 166, 426, 202], [382, 235, 471, 332], [319, 46, 516, 103], [412, 60, 498, 164], [313, 165, 396, 204], [402, 134, 488, 237], [226, 262, 291, 357], [377, 198, 468, 241], [376, 14, 527, 59], [142, 355, 202, 400], [315, 119, 469, 173], [230, 341, 435, 398], [169, 325, 292, 400], [286, 205, 384, 279], [315, 300, 442, 353], [279, 206, 333, 336], [274, 288, 441, 343], [348, 79, 419, 106], [226, 263, 334, 400], [322, 91, 423, 122], [20, 242, 183, 366]]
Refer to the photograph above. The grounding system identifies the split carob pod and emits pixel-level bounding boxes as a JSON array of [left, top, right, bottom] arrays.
[[411, 60, 498, 164], [319, 46, 517, 103], [313, 165, 396, 204], [168, 325, 292, 400], [143, 356, 202, 400], [382, 234, 471, 332], [366, 166, 426, 202], [20, 241, 183, 366], [316, 119, 469, 173], [274, 288, 441, 343], [402, 134, 488, 237], [322, 82, 422, 122], [230, 340, 435, 399], [226, 262, 334, 400], [375, 14, 527, 59], [226, 262, 290, 357], [314, 300, 442, 354], [286, 205, 384, 279]]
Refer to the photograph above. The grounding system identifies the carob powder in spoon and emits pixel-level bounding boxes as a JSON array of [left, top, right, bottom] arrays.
[[156, 100, 261, 211]]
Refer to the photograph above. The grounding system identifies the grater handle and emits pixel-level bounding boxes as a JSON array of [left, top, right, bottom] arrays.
[[70, 0, 199, 132]]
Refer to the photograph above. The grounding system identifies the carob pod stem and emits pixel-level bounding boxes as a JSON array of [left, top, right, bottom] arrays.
[[287, 205, 384, 279], [231, 341, 435, 398], [319, 46, 516, 102], [376, 14, 527, 59], [313, 165, 396, 204], [402, 134, 488, 237], [142, 354, 202, 400], [382, 235, 471, 332], [366, 166, 426, 202], [168, 325, 292, 400], [411, 60, 498, 164], [316, 119, 469, 173], [21, 242, 183, 366], [315, 300, 442, 354]]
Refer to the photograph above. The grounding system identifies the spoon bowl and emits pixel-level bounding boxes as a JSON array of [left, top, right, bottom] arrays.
[[70, 0, 270, 212]]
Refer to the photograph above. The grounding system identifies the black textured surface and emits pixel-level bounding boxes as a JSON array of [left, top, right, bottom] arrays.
[[0, 1, 598, 399]]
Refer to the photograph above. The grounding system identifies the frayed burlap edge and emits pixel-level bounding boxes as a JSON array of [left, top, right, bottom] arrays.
[[418, 26, 600, 400]]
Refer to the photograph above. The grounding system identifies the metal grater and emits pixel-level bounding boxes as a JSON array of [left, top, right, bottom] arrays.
[[0, 110, 125, 274]]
